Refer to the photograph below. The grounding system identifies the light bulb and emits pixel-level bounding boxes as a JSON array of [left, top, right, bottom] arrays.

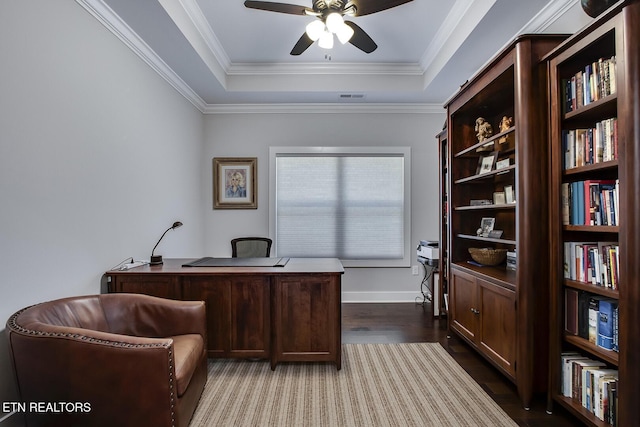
[[325, 12, 344, 34], [305, 20, 325, 41], [318, 30, 334, 49], [335, 22, 354, 44]]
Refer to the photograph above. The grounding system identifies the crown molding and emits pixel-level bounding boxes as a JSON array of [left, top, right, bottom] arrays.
[[228, 62, 424, 76], [203, 103, 445, 115], [78, 0, 578, 113], [175, 0, 231, 70], [520, 0, 578, 32], [420, 0, 497, 89], [76, 0, 208, 112]]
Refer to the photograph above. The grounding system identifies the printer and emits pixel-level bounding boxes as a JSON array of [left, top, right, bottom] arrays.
[[417, 240, 439, 261]]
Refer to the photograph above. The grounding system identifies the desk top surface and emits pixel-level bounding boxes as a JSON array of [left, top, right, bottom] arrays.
[[108, 257, 344, 275]]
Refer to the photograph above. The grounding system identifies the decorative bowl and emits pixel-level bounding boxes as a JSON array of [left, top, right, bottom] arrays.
[[468, 248, 508, 266]]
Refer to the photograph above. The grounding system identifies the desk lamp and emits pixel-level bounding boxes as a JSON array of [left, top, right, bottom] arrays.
[[150, 221, 183, 265]]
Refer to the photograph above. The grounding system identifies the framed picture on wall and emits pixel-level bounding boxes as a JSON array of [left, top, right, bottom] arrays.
[[213, 157, 257, 209]]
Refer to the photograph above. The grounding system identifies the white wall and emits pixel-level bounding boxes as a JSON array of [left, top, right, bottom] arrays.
[[203, 110, 446, 302], [0, 0, 205, 415]]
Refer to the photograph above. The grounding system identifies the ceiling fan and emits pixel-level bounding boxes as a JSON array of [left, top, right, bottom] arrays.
[[244, 0, 414, 55]]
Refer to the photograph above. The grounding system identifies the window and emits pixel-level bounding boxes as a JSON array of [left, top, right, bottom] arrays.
[[269, 147, 411, 267]]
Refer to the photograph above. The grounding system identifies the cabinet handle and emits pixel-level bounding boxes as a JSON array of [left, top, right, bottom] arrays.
[[470, 308, 480, 314]]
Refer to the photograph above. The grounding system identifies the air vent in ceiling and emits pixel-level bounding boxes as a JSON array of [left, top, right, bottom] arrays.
[[339, 94, 366, 100]]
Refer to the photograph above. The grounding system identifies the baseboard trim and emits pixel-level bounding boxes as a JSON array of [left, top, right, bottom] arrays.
[[341, 291, 423, 303]]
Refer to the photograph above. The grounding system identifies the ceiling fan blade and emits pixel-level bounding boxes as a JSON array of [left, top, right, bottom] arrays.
[[290, 33, 314, 55], [344, 21, 377, 53], [244, 1, 311, 15], [349, 0, 413, 16]]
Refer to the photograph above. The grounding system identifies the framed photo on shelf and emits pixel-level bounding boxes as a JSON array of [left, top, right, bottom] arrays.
[[488, 230, 504, 238], [477, 217, 496, 237], [213, 157, 257, 209], [476, 151, 498, 174], [493, 191, 506, 205], [504, 185, 515, 203], [495, 158, 510, 170]]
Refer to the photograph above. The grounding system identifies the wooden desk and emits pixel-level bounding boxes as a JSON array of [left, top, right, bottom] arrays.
[[106, 258, 344, 369]]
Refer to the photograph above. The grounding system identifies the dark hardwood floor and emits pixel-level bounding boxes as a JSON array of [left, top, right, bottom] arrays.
[[342, 303, 581, 427]]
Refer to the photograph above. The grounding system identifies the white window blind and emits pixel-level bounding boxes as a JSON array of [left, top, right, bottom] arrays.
[[270, 147, 411, 267]]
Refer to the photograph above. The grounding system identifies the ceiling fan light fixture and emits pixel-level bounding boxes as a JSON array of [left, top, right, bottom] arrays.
[[325, 12, 344, 33], [318, 30, 334, 49], [335, 22, 354, 44], [305, 19, 325, 41]]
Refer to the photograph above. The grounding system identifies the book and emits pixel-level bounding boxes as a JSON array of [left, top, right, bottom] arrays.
[[577, 181, 585, 225], [561, 182, 570, 225], [613, 304, 619, 352], [597, 241, 617, 287], [561, 353, 588, 397], [578, 360, 606, 409], [578, 291, 591, 339], [597, 299, 618, 350], [588, 296, 607, 344], [591, 369, 618, 420], [565, 288, 579, 335], [602, 377, 616, 423]]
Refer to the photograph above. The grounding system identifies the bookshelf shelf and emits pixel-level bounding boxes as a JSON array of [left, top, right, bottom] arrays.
[[564, 225, 619, 233], [565, 279, 619, 299], [454, 126, 515, 157], [554, 395, 611, 427], [563, 160, 618, 177], [455, 204, 516, 211], [564, 334, 619, 366], [454, 165, 516, 184], [546, 2, 640, 425], [457, 234, 517, 245], [444, 34, 567, 409], [564, 93, 617, 121], [452, 261, 515, 288]]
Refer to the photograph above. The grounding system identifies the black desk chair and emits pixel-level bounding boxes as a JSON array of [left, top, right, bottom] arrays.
[[231, 237, 272, 258]]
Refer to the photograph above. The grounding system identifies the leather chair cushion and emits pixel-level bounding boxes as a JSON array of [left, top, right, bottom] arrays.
[[172, 334, 205, 396]]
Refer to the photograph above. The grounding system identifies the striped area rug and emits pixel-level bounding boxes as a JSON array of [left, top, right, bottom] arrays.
[[190, 343, 517, 426]]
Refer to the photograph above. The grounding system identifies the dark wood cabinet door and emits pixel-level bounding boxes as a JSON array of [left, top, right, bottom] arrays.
[[183, 277, 230, 357], [477, 278, 516, 377], [271, 275, 341, 368], [450, 268, 478, 343], [183, 276, 270, 359], [229, 276, 270, 356]]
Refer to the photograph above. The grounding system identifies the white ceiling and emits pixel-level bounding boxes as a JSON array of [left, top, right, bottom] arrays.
[[77, 0, 585, 112]]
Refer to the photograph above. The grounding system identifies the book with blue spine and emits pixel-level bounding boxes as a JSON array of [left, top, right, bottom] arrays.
[[597, 298, 618, 350]]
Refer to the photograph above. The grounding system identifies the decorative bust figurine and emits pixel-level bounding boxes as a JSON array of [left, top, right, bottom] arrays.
[[475, 117, 493, 142], [499, 116, 513, 132], [498, 116, 513, 144]]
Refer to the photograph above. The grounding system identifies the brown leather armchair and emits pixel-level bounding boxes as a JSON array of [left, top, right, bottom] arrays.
[[6, 293, 207, 427]]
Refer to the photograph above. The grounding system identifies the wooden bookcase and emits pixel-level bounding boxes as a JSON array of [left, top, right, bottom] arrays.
[[545, 1, 640, 425], [444, 34, 566, 408], [437, 127, 449, 317]]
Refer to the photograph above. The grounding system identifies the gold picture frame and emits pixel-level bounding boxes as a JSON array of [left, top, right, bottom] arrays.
[[213, 157, 257, 209]]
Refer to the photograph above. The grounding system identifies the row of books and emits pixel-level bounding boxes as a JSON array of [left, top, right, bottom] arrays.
[[565, 289, 619, 351], [561, 180, 619, 227], [562, 117, 618, 169], [563, 56, 617, 113], [564, 241, 619, 289], [561, 351, 618, 425]]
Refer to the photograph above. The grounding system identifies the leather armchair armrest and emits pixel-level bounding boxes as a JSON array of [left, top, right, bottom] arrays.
[[8, 326, 181, 427]]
